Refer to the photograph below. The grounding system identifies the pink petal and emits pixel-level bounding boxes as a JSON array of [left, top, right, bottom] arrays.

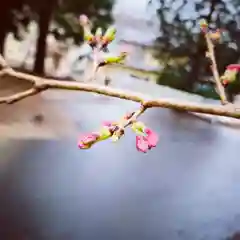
[[145, 128, 159, 148], [85, 133, 98, 142], [78, 141, 89, 149], [78, 133, 99, 149], [79, 14, 89, 25], [136, 136, 149, 153], [227, 64, 240, 71]]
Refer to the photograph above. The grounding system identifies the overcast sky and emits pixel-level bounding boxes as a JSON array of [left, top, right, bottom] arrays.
[[112, 0, 209, 43], [113, 0, 196, 18], [113, 0, 150, 17]]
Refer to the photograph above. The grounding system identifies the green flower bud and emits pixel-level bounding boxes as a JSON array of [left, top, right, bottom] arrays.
[[99, 127, 112, 140], [131, 121, 146, 135]]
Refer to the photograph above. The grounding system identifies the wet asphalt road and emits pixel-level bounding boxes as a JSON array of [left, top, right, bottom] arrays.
[[0, 76, 240, 240]]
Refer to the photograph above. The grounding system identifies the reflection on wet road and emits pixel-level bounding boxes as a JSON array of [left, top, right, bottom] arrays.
[[0, 80, 240, 239]]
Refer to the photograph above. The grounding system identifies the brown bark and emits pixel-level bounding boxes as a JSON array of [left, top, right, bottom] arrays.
[[0, 6, 10, 56], [33, 0, 56, 75]]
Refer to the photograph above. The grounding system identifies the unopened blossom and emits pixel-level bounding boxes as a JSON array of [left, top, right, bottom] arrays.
[[97, 52, 128, 67], [95, 27, 103, 43], [221, 64, 240, 86], [226, 64, 240, 71], [132, 122, 159, 152], [136, 135, 149, 153], [99, 124, 113, 140], [131, 121, 146, 135], [101, 26, 117, 51], [79, 14, 89, 26], [145, 128, 159, 148], [136, 128, 158, 153], [83, 28, 97, 49], [78, 133, 99, 149], [199, 19, 208, 32]]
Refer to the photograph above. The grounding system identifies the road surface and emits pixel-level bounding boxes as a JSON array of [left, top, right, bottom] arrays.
[[0, 76, 240, 240]]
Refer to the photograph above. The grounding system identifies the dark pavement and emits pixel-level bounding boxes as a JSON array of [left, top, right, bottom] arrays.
[[0, 77, 240, 240]]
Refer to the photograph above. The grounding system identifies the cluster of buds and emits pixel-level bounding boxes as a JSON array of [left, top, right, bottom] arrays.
[[199, 19, 240, 89], [220, 64, 240, 86], [79, 14, 116, 52], [199, 19, 222, 41], [78, 111, 159, 153], [77, 15, 158, 153], [79, 14, 128, 69]]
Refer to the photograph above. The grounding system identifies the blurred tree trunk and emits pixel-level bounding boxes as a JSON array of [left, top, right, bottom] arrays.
[[0, 25, 6, 55], [0, 7, 10, 56], [34, 0, 56, 75]]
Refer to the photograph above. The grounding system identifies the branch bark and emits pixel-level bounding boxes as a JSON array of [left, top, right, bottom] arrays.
[[205, 32, 228, 105], [0, 55, 240, 119]]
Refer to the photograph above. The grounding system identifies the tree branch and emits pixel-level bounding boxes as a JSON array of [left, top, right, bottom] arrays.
[[205, 32, 229, 105], [0, 60, 240, 119]]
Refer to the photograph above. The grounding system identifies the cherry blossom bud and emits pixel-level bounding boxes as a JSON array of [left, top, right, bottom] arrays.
[[145, 128, 158, 148], [226, 64, 240, 71], [78, 133, 99, 149], [136, 136, 149, 153], [134, 125, 159, 153], [131, 121, 145, 135], [199, 19, 208, 32], [79, 14, 89, 26], [99, 127, 111, 140]]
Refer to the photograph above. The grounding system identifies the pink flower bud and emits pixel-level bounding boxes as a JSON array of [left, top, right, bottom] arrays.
[[222, 79, 228, 86], [226, 64, 240, 71], [79, 14, 89, 26], [144, 128, 159, 148], [135, 128, 159, 153], [78, 133, 99, 149], [136, 136, 149, 153]]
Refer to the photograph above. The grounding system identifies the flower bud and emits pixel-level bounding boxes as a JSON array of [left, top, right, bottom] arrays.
[[220, 69, 238, 85], [199, 19, 208, 31], [131, 121, 145, 135], [226, 64, 240, 71], [111, 128, 124, 142], [78, 133, 99, 149], [99, 127, 111, 140], [79, 14, 89, 26]]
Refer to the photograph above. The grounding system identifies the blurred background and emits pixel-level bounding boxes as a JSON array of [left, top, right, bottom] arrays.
[[0, 0, 239, 99], [0, 0, 240, 240]]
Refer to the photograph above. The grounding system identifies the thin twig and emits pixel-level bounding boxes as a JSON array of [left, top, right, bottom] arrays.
[[111, 105, 147, 141], [0, 88, 41, 104], [205, 32, 228, 105], [0, 55, 9, 69], [121, 105, 147, 128], [86, 46, 101, 82]]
